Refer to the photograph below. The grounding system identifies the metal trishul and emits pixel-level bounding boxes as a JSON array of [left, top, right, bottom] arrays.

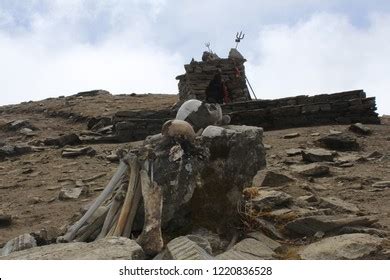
[[235, 31, 245, 49], [205, 42, 213, 53]]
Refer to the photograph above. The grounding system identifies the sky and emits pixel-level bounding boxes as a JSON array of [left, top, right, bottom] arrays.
[[0, 0, 389, 114]]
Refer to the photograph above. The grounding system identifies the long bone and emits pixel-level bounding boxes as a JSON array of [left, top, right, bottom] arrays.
[[97, 190, 125, 239], [59, 156, 130, 242], [136, 168, 163, 255], [112, 154, 139, 236]]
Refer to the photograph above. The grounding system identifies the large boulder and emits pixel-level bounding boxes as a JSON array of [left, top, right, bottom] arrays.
[[141, 125, 266, 232]]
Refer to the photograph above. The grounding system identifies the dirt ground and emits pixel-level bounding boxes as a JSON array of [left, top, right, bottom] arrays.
[[1, 93, 389, 246]]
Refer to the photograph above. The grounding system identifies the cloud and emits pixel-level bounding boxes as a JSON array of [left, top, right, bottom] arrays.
[[246, 13, 390, 114], [0, 1, 389, 115], [0, 0, 184, 106]]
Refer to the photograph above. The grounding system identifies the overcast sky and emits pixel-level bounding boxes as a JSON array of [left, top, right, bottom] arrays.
[[0, 0, 389, 114]]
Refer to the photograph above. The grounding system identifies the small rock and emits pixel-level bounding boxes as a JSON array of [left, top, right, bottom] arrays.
[[260, 170, 295, 187], [0, 214, 12, 227], [311, 132, 320, 136], [44, 133, 81, 147], [291, 163, 330, 177], [19, 128, 37, 136], [339, 162, 354, 168], [337, 226, 389, 237], [31, 227, 64, 245], [2, 120, 37, 131], [349, 123, 372, 135], [319, 196, 360, 213], [299, 233, 383, 260], [283, 132, 300, 139], [314, 231, 325, 239], [372, 181, 390, 189], [336, 154, 365, 165], [285, 215, 378, 236], [250, 190, 293, 211], [254, 218, 284, 240], [329, 129, 342, 135], [264, 144, 272, 150], [61, 147, 96, 158], [366, 151, 383, 160], [295, 194, 318, 205], [285, 148, 303, 156], [315, 133, 359, 151], [0, 145, 33, 159], [1, 234, 37, 257], [58, 187, 82, 200], [302, 148, 336, 162], [217, 238, 276, 260], [28, 196, 42, 205], [106, 152, 119, 162]]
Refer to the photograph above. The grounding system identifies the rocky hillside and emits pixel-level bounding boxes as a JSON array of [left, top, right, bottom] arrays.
[[1, 91, 389, 259]]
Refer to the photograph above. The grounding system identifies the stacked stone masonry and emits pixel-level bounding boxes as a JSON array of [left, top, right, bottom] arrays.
[[113, 89, 380, 142], [176, 58, 250, 103]]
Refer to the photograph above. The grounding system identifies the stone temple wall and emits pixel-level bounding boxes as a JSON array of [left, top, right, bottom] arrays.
[[176, 57, 251, 103], [112, 89, 380, 142], [223, 89, 380, 130]]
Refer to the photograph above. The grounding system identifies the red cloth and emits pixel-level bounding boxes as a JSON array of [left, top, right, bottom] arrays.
[[222, 83, 231, 103]]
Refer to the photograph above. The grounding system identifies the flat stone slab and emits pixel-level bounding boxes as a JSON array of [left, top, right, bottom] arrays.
[[349, 123, 372, 135], [160, 236, 213, 260], [319, 196, 360, 213], [315, 133, 360, 151], [299, 233, 383, 260], [291, 163, 330, 177], [58, 187, 82, 200], [372, 181, 390, 189], [247, 232, 281, 251], [283, 132, 300, 139], [285, 215, 378, 236], [285, 148, 303, 156], [302, 149, 336, 162], [260, 171, 295, 187], [251, 190, 293, 211], [1, 237, 145, 260], [217, 238, 276, 260]]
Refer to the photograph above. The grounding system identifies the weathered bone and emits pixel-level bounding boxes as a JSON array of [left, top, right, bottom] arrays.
[[112, 155, 139, 236], [97, 190, 125, 239], [75, 208, 108, 242], [136, 169, 163, 255], [106, 210, 120, 237], [59, 157, 129, 242], [74, 206, 109, 238], [123, 178, 143, 237]]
